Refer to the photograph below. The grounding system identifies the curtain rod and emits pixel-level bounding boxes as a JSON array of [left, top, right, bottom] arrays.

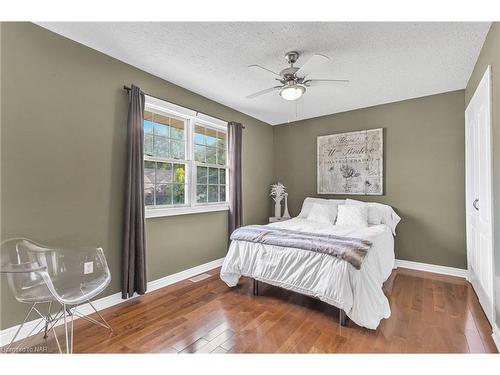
[[123, 85, 244, 128]]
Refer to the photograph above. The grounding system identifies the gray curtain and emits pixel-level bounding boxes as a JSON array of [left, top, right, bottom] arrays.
[[228, 122, 243, 236], [122, 85, 147, 299]]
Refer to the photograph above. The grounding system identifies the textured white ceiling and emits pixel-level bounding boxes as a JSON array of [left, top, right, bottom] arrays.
[[37, 22, 490, 125]]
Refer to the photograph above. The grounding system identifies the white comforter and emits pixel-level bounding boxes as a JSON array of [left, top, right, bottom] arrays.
[[220, 218, 395, 329]]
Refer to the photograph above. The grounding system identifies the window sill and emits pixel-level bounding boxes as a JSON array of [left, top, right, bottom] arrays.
[[145, 204, 229, 219]]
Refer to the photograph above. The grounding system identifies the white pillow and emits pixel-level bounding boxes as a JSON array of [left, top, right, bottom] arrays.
[[345, 199, 383, 225], [306, 203, 337, 225], [346, 199, 401, 234], [298, 197, 345, 218], [336, 205, 369, 227]]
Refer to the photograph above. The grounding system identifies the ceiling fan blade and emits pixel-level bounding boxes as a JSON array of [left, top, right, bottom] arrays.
[[248, 64, 281, 77], [296, 54, 330, 79], [246, 86, 282, 99], [303, 79, 349, 87]]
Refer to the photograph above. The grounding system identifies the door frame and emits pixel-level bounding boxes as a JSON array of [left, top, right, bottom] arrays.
[[465, 64, 495, 327]]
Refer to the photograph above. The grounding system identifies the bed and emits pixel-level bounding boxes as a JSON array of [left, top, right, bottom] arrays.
[[220, 198, 400, 330]]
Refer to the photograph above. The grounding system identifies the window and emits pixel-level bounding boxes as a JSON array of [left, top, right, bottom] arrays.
[[194, 124, 227, 204], [143, 96, 229, 218]]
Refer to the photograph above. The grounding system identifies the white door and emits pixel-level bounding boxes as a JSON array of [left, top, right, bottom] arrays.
[[465, 65, 494, 325]]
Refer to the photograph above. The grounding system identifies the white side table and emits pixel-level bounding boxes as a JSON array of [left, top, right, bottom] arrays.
[[269, 217, 291, 223]]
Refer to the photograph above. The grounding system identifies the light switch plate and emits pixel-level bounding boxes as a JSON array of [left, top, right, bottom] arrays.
[[84, 261, 94, 274]]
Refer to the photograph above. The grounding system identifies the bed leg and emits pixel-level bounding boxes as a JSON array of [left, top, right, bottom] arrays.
[[339, 309, 349, 327], [253, 279, 258, 296]]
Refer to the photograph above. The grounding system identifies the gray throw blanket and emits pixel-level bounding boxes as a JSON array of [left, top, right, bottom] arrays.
[[230, 225, 372, 270]]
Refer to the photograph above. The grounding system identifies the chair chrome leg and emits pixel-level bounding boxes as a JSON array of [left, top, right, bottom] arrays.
[[5, 302, 64, 354], [6, 303, 37, 352], [70, 305, 76, 353], [12, 313, 45, 352], [43, 319, 49, 339], [86, 299, 112, 331], [47, 309, 64, 354], [59, 300, 112, 354], [63, 304, 70, 354], [43, 302, 52, 339]]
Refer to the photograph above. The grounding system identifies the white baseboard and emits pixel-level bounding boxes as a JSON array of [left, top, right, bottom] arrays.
[[0, 257, 224, 347], [395, 259, 468, 279], [147, 257, 224, 293], [492, 324, 500, 353]]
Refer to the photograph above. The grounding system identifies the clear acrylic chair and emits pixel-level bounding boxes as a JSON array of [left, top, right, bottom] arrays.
[[0, 238, 112, 353]]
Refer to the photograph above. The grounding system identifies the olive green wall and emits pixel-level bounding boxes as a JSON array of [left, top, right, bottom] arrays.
[[0, 22, 274, 329], [273, 90, 466, 269], [465, 22, 500, 332]]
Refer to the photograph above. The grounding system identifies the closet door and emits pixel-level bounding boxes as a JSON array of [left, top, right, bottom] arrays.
[[465, 65, 494, 325]]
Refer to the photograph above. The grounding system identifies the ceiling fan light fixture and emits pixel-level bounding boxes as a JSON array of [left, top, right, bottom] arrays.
[[279, 85, 305, 101]]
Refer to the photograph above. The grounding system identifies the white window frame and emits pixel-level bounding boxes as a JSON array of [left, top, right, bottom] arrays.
[[144, 95, 229, 219]]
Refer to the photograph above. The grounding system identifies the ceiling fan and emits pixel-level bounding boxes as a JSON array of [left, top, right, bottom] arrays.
[[246, 51, 349, 101]]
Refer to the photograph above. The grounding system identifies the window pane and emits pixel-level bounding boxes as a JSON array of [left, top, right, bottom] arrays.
[[173, 184, 185, 204], [219, 169, 226, 185], [154, 136, 169, 158], [219, 185, 226, 202], [153, 113, 171, 137], [195, 125, 206, 145], [156, 162, 172, 184], [206, 147, 217, 164], [208, 185, 218, 202], [171, 140, 185, 159], [173, 164, 185, 183], [217, 131, 226, 149], [170, 120, 184, 140], [144, 183, 154, 206], [155, 184, 172, 205], [153, 123, 169, 137], [195, 133, 205, 145], [197, 184, 207, 203], [217, 148, 226, 165], [144, 161, 156, 185], [194, 144, 206, 162], [208, 167, 219, 185], [144, 120, 154, 135], [206, 127, 217, 147], [197, 166, 208, 184], [144, 134, 153, 156]]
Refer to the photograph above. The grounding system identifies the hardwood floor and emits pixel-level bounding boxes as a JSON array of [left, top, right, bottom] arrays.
[[7, 267, 498, 353]]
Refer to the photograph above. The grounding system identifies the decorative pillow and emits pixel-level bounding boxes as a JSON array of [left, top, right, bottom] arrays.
[[306, 203, 337, 225], [345, 199, 383, 225], [298, 197, 345, 218], [335, 205, 369, 227], [346, 199, 401, 234]]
